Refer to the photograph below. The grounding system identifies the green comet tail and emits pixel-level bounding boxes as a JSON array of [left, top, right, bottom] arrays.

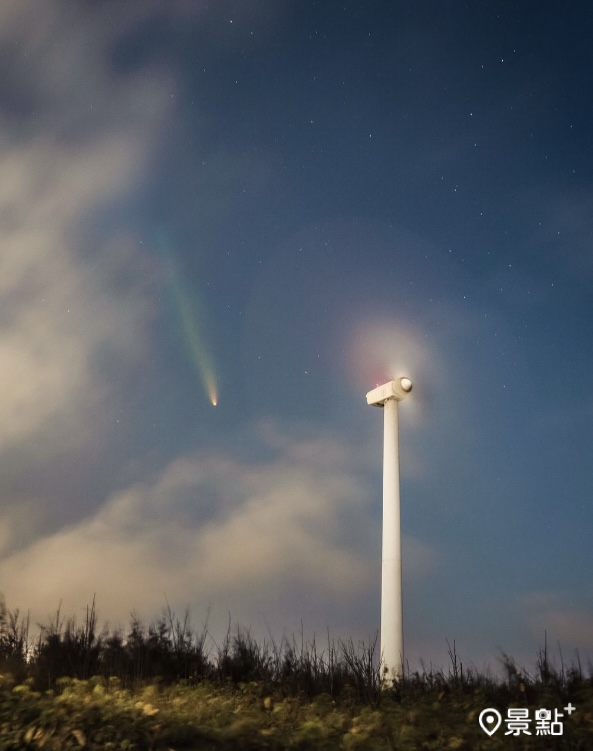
[[172, 281, 218, 405], [154, 229, 218, 406]]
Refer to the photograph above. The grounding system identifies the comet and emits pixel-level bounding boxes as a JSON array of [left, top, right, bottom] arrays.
[[172, 280, 219, 407], [155, 229, 219, 407]]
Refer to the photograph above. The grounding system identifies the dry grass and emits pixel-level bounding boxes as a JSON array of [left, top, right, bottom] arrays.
[[1, 596, 592, 749]]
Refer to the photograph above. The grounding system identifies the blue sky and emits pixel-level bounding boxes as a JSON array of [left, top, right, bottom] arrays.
[[1, 0, 592, 674]]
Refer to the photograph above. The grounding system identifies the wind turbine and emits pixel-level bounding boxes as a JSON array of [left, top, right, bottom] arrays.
[[366, 377, 412, 683]]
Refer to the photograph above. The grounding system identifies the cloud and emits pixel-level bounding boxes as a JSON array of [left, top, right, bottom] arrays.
[[0, 425, 440, 641], [0, 3, 173, 454], [0, 1, 198, 565]]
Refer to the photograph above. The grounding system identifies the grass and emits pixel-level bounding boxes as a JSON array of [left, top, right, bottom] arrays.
[[1, 596, 592, 749]]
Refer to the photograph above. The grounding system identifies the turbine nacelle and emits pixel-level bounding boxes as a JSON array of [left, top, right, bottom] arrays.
[[366, 377, 412, 407]]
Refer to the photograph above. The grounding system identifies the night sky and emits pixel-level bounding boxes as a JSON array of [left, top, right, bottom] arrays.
[[2, 0, 592, 673]]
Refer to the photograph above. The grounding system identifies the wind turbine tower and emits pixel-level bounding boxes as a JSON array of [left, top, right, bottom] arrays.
[[366, 377, 412, 683]]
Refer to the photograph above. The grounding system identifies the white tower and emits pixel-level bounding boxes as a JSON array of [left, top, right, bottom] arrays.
[[366, 377, 412, 683]]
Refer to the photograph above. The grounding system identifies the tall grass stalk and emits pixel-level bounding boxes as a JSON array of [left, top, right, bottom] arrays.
[[0, 596, 591, 707]]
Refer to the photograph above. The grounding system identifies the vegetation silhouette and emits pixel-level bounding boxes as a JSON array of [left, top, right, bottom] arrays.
[[1, 596, 592, 749]]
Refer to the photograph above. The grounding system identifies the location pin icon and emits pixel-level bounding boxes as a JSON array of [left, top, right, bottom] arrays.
[[479, 708, 502, 736]]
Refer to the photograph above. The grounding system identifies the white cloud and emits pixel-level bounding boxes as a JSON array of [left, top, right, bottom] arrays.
[[0, 427, 441, 641], [0, 3, 173, 456]]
